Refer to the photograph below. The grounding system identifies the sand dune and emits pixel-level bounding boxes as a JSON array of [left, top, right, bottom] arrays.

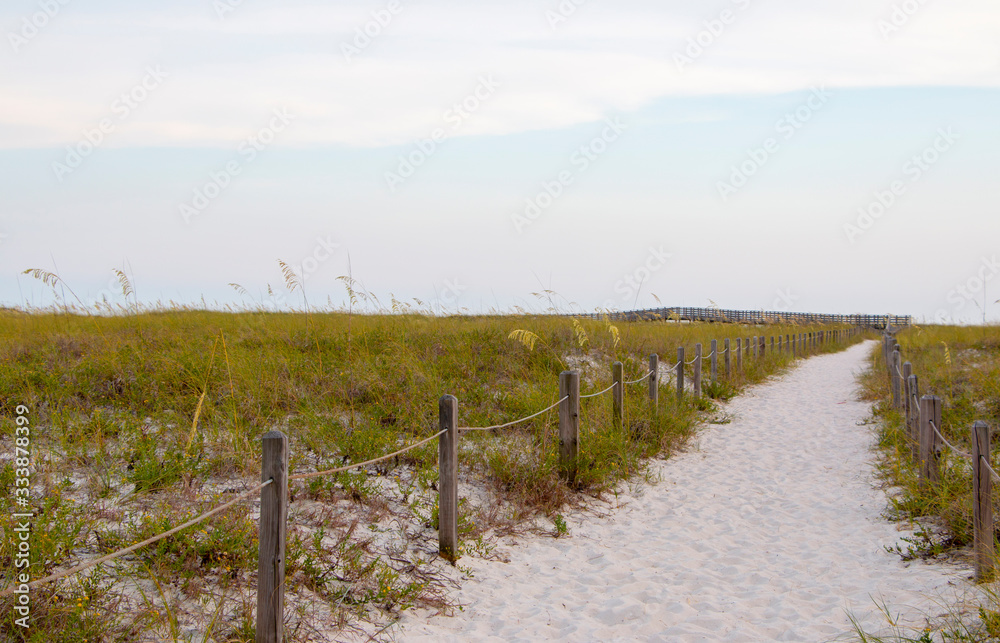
[[392, 340, 971, 642]]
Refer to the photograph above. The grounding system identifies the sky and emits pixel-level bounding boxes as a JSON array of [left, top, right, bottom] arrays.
[[1, 0, 998, 323]]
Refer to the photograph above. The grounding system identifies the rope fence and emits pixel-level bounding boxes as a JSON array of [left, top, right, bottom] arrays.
[[881, 332, 997, 580], [0, 480, 273, 597], [580, 383, 616, 399], [1, 324, 863, 638], [624, 370, 655, 385], [928, 419, 972, 461], [289, 430, 448, 480], [459, 398, 567, 432]]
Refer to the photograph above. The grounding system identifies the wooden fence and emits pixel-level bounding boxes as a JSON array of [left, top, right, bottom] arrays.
[[254, 326, 864, 639], [580, 306, 911, 329], [883, 334, 997, 581]]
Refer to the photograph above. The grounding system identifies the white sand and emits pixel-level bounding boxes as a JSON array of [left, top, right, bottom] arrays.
[[392, 340, 972, 642]]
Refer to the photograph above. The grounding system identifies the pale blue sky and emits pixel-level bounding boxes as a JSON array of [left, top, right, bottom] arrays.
[[2, 0, 998, 322]]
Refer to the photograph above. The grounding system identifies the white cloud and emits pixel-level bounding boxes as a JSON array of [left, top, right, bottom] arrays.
[[0, 0, 997, 149]]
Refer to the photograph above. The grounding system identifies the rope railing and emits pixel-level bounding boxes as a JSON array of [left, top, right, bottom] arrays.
[[0, 479, 273, 597], [624, 370, 655, 385], [980, 455, 1000, 484], [883, 332, 999, 581], [459, 398, 567, 432], [3, 326, 858, 633], [289, 430, 448, 479], [580, 383, 616, 399], [928, 419, 972, 460], [2, 426, 455, 597]]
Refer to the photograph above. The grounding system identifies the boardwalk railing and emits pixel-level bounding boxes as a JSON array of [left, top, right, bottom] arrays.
[[3, 322, 865, 641], [580, 307, 911, 329], [882, 333, 997, 581]]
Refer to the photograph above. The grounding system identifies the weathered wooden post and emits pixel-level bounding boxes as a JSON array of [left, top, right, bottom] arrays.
[[693, 343, 702, 398], [676, 347, 684, 403], [724, 338, 731, 379], [559, 372, 580, 483], [907, 374, 920, 461], [710, 339, 718, 387], [257, 431, 288, 643], [752, 336, 758, 359], [438, 395, 459, 561], [769, 336, 774, 355], [759, 336, 765, 358], [902, 361, 913, 437], [972, 421, 995, 581], [919, 395, 942, 487], [891, 346, 902, 410], [791, 333, 796, 357], [648, 354, 658, 412], [736, 338, 742, 371], [612, 362, 624, 431]]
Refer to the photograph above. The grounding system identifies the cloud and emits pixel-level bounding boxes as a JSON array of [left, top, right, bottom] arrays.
[[1, 0, 997, 149]]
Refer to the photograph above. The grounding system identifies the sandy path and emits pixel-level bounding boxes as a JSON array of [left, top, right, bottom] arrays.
[[392, 341, 969, 642]]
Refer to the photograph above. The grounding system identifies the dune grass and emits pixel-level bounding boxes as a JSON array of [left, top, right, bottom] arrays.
[[857, 324, 1000, 641], [0, 297, 858, 641]]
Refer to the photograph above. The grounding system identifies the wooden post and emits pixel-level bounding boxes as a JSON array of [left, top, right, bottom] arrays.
[[891, 347, 902, 410], [919, 395, 942, 487], [972, 421, 995, 581], [710, 339, 718, 387], [676, 347, 684, 403], [769, 336, 774, 355], [724, 338, 731, 379], [438, 395, 459, 561], [257, 431, 288, 643], [648, 354, 659, 412], [736, 338, 742, 371], [752, 336, 758, 359], [693, 343, 702, 398], [759, 336, 765, 357], [902, 361, 913, 438], [791, 333, 796, 357], [612, 361, 624, 431], [559, 372, 580, 482], [907, 374, 920, 461]]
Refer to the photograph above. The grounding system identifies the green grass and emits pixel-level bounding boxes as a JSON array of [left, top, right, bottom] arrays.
[[0, 301, 860, 640], [856, 324, 1000, 641]]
